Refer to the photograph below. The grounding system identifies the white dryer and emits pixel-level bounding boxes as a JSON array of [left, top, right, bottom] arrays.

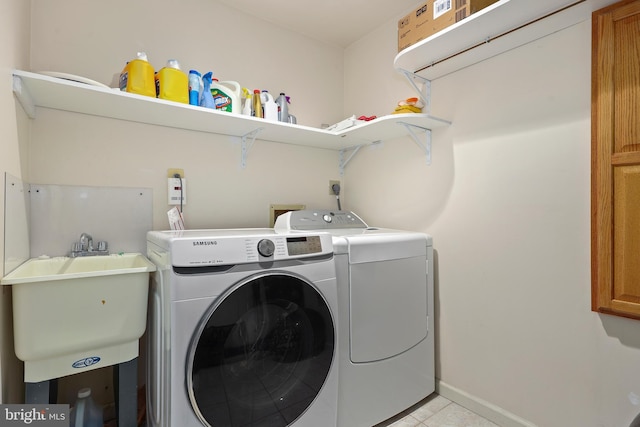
[[275, 210, 434, 427], [146, 229, 339, 427]]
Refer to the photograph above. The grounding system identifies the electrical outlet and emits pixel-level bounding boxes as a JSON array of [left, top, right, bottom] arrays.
[[167, 168, 184, 178], [329, 180, 341, 195], [168, 177, 186, 205]]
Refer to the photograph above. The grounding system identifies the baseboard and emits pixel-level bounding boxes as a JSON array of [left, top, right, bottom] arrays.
[[436, 380, 538, 427]]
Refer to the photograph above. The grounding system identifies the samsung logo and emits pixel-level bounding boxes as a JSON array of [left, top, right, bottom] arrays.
[[193, 241, 218, 246]]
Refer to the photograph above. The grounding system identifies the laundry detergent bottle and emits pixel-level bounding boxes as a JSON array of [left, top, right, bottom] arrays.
[[210, 79, 242, 113], [155, 59, 189, 104], [119, 52, 155, 97], [260, 91, 278, 121]]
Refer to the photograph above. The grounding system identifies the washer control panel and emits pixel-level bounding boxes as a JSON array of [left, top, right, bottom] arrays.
[[257, 236, 323, 258], [149, 230, 332, 267], [275, 210, 368, 230]]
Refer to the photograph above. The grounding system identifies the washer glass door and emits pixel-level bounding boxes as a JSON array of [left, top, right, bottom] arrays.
[[187, 273, 335, 427]]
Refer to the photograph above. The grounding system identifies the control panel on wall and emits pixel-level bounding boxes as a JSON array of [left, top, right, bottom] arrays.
[[168, 168, 186, 206]]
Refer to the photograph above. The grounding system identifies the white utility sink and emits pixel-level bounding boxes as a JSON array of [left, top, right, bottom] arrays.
[[1, 253, 156, 382]]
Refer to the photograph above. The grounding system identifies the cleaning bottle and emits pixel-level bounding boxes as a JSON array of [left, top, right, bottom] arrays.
[[70, 388, 103, 427], [261, 90, 278, 121], [241, 87, 252, 115], [155, 59, 189, 104], [200, 72, 215, 109], [252, 90, 263, 118], [276, 92, 289, 123], [119, 52, 155, 97], [188, 70, 202, 106], [210, 79, 242, 113]]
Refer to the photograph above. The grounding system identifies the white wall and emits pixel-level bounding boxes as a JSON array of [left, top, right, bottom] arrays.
[[344, 16, 640, 427], [28, 0, 346, 231], [7, 1, 640, 425], [0, 0, 31, 404]]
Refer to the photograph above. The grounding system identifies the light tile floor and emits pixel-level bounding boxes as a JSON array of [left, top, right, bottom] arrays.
[[375, 394, 500, 427]]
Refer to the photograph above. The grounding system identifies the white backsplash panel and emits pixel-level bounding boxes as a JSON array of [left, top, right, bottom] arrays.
[[29, 184, 152, 258], [4, 174, 31, 276]]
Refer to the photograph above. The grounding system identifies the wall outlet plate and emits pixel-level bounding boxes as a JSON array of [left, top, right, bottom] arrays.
[[168, 177, 186, 205], [167, 168, 184, 178], [329, 180, 341, 195]]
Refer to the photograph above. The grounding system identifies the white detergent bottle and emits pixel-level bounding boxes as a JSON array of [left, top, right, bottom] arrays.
[[210, 79, 242, 114], [70, 388, 103, 427], [261, 91, 279, 121]]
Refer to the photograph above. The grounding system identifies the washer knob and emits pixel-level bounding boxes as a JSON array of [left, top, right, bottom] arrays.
[[257, 239, 275, 257], [323, 214, 333, 223]]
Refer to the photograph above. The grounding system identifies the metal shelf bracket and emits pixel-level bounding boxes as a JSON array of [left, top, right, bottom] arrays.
[[240, 128, 264, 169], [338, 145, 364, 176], [398, 122, 432, 165], [398, 69, 431, 114], [13, 76, 36, 119]]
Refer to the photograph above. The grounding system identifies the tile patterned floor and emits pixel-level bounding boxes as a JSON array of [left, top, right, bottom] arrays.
[[374, 394, 500, 427], [132, 393, 498, 427]]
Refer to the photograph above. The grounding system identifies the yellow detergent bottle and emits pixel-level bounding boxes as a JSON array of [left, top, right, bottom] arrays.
[[210, 79, 242, 113], [155, 60, 189, 104], [119, 52, 155, 97]]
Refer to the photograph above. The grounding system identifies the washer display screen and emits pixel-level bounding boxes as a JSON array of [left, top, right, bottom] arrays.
[[286, 236, 322, 255], [187, 274, 335, 427]]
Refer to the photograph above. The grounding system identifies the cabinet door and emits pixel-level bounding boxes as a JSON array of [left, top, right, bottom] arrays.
[[592, 0, 640, 319]]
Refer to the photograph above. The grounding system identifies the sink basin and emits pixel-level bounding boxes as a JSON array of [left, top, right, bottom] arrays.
[[1, 253, 156, 382]]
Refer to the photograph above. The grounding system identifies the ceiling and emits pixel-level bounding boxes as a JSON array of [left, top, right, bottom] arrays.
[[214, 0, 418, 47]]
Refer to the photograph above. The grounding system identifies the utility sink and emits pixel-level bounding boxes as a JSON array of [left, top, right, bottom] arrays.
[[1, 253, 156, 382]]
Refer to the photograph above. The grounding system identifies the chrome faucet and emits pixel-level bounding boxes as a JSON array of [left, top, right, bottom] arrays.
[[79, 232, 92, 251], [70, 232, 109, 257]]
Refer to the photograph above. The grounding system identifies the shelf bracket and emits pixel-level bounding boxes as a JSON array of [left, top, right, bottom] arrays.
[[398, 69, 431, 114], [338, 145, 364, 176], [12, 76, 36, 119], [398, 122, 432, 165], [240, 128, 264, 169]]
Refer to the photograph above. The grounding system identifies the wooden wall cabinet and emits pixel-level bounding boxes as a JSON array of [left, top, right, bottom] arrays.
[[592, 0, 640, 319]]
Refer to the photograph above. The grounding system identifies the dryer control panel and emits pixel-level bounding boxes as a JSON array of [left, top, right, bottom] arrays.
[[275, 210, 368, 230]]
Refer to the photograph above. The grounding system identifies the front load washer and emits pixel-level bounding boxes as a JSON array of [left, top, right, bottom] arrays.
[[275, 210, 434, 427], [146, 229, 338, 427]]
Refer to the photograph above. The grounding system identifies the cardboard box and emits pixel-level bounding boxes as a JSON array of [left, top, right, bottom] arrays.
[[398, 4, 430, 52], [398, 0, 499, 52]]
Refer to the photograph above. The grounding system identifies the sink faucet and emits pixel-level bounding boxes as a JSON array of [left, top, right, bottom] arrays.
[[79, 232, 92, 251], [71, 232, 109, 257]]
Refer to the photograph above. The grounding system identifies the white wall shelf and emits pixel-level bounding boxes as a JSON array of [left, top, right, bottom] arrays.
[[12, 70, 451, 171], [394, 0, 616, 81]]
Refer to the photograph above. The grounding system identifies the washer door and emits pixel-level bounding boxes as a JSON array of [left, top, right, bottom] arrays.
[[187, 273, 335, 427]]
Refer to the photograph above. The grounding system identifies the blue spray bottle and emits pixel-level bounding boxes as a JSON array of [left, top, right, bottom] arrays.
[[200, 72, 215, 109]]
